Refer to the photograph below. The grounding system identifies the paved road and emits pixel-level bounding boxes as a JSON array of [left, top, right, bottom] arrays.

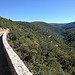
[[0, 34, 11, 75]]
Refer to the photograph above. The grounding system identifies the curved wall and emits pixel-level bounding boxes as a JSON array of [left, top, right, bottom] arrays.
[[2, 32, 33, 75]]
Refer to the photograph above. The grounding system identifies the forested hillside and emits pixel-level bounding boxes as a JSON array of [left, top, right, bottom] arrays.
[[32, 22, 64, 34], [51, 21, 75, 48], [50, 23, 66, 28], [62, 22, 75, 48], [62, 22, 75, 29], [0, 17, 75, 75]]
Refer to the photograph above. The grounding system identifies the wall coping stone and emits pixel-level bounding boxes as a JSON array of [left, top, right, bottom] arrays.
[[2, 32, 33, 75]]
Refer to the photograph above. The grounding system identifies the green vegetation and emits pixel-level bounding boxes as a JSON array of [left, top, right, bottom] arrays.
[[62, 22, 75, 29], [51, 21, 75, 48], [0, 17, 75, 75], [32, 22, 64, 34], [62, 22, 75, 48]]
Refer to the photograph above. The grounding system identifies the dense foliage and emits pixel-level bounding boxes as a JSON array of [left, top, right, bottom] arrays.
[[32, 22, 64, 34], [62, 22, 75, 48], [52, 21, 75, 48], [62, 22, 75, 29], [0, 17, 75, 75]]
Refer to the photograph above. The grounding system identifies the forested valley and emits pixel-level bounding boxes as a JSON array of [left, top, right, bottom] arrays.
[[0, 17, 75, 75]]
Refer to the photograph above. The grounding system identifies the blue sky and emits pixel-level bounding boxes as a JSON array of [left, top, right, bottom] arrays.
[[0, 0, 75, 23]]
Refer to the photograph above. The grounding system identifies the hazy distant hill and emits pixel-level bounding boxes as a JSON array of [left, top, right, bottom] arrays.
[[62, 22, 75, 29], [50, 23, 66, 28], [50, 22, 75, 30]]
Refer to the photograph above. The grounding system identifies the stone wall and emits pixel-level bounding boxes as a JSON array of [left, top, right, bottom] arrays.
[[2, 32, 33, 75]]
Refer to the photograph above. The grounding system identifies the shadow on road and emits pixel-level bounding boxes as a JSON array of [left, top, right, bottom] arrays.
[[0, 36, 11, 75]]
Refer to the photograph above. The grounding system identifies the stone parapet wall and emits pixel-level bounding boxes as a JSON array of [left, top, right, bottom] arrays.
[[2, 32, 33, 75]]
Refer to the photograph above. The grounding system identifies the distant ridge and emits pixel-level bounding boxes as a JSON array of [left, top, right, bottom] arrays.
[[32, 21, 64, 34], [62, 21, 75, 29], [50, 23, 67, 28]]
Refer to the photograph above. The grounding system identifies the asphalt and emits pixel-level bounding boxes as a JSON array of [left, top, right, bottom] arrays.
[[0, 36, 11, 75]]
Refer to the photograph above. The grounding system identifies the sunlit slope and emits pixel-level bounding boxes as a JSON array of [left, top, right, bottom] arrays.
[[32, 22, 64, 34], [0, 17, 75, 75]]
